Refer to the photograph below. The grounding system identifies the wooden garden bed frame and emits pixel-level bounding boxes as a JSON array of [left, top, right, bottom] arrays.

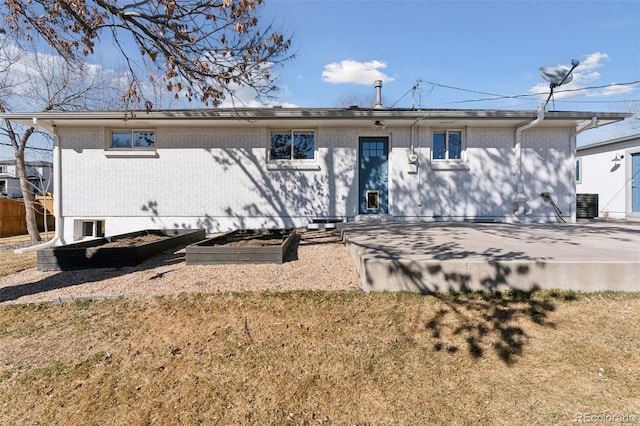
[[37, 229, 205, 271], [185, 228, 297, 265]]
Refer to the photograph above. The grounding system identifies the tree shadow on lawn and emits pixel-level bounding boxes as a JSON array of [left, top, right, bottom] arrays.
[[424, 289, 577, 365]]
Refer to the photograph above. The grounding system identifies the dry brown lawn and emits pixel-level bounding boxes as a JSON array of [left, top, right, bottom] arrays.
[[1, 290, 639, 425], [0, 234, 38, 278], [0, 233, 639, 424]]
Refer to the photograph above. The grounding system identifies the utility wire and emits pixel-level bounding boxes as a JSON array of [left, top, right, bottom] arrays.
[[424, 80, 640, 105], [391, 79, 423, 108], [0, 141, 52, 152], [390, 85, 416, 108], [555, 99, 640, 104]]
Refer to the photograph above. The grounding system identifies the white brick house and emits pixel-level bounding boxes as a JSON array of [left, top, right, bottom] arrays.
[[576, 133, 640, 219], [0, 108, 630, 243]]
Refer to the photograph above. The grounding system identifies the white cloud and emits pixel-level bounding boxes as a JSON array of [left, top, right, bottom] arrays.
[[580, 52, 609, 71], [321, 60, 394, 85], [218, 79, 298, 108], [1, 37, 113, 100], [573, 52, 609, 83], [590, 83, 634, 97]]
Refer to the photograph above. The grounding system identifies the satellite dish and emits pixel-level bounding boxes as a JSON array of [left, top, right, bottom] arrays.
[[539, 59, 580, 109], [539, 66, 574, 87]]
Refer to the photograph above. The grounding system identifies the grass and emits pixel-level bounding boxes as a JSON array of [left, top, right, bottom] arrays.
[[0, 234, 39, 277], [0, 291, 639, 425], [1, 235, 638, 424]]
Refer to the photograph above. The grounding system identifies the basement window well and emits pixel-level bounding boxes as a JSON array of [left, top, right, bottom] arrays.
[[74, 220, 105, 240]]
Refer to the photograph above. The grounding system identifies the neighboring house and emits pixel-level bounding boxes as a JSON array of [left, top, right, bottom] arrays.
[[576, 133, 640, 219], [0, 160, 53, 199], [0, 105, 630, 243]]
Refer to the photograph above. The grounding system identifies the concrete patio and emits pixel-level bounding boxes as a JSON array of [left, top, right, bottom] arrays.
[[337, 221, 640, 293]]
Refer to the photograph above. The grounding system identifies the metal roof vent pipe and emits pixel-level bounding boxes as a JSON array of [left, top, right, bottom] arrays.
[[374, 80, 383, 109]]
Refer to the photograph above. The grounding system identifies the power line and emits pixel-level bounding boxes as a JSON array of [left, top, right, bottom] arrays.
[[554, 99, 640, 104], [0, 141, 52, 152], [425, 80, 640, 105], [391, 79, 423, 108]]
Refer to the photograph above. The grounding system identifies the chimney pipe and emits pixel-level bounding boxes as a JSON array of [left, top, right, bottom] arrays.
[[374, 80, 383, 109]]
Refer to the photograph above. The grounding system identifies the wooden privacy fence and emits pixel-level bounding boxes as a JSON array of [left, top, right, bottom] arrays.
[[0, 197, 55, 238]]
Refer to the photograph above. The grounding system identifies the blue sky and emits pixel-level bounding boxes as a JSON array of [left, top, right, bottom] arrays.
[[2, 0, 639, 161], [257, 0, 640, 143]]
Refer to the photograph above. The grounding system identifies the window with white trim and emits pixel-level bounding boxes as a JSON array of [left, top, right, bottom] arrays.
[[432, 130, 463, 160], [74, 220, 105, 240], [0, 180, 6, 197], [110, 130, 155, 149], [269, 130, 315, 161]]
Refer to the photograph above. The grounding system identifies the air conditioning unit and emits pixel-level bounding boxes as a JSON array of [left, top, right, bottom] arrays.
[[576, 193, 598, 219]]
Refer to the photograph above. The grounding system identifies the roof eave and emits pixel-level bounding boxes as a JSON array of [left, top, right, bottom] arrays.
[[1, 108, 631, 130]]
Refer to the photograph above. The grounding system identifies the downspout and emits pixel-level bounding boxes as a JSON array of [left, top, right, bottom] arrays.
[[513, 105, 545, 218], [14, 120, 63, 253]]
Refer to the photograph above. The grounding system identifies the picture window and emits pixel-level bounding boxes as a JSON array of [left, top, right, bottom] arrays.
[[269, 130, 315, 161]]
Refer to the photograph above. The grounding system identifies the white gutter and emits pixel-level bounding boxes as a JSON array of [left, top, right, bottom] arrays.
[[573, 116, 599, 137], [513, 105, 545, 217], [14, 120, 62, 253]]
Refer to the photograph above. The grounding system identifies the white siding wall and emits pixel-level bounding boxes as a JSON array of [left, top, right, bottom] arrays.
[[57, 124, 575, 241], [576, 137, 640, 219]]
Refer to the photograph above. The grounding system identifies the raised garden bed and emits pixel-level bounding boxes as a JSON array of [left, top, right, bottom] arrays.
[[186, 228, 297, 265], [37, 229, 205, 271]]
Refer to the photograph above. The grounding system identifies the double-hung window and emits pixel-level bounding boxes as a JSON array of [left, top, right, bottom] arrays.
[[432, 130, 463, 160], [269, 130, 315, 161], [110, 130, 155, 149]]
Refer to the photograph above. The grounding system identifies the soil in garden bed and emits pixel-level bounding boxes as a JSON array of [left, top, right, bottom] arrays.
[[99, 234, 168, 248], [213, 229, 294, 247], [37, 229, 206, 271]]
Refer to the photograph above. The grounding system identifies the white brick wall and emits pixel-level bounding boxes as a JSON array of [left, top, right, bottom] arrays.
[[58, 123, 576, 239]]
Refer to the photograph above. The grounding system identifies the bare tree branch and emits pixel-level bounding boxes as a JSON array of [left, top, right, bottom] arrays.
[[0, 38, 123, 242], [2, 0, 293, 107]]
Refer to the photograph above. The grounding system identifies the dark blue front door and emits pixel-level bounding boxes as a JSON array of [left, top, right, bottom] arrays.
[[359, 137, 388, 214], [632, 153, 640, 212]]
